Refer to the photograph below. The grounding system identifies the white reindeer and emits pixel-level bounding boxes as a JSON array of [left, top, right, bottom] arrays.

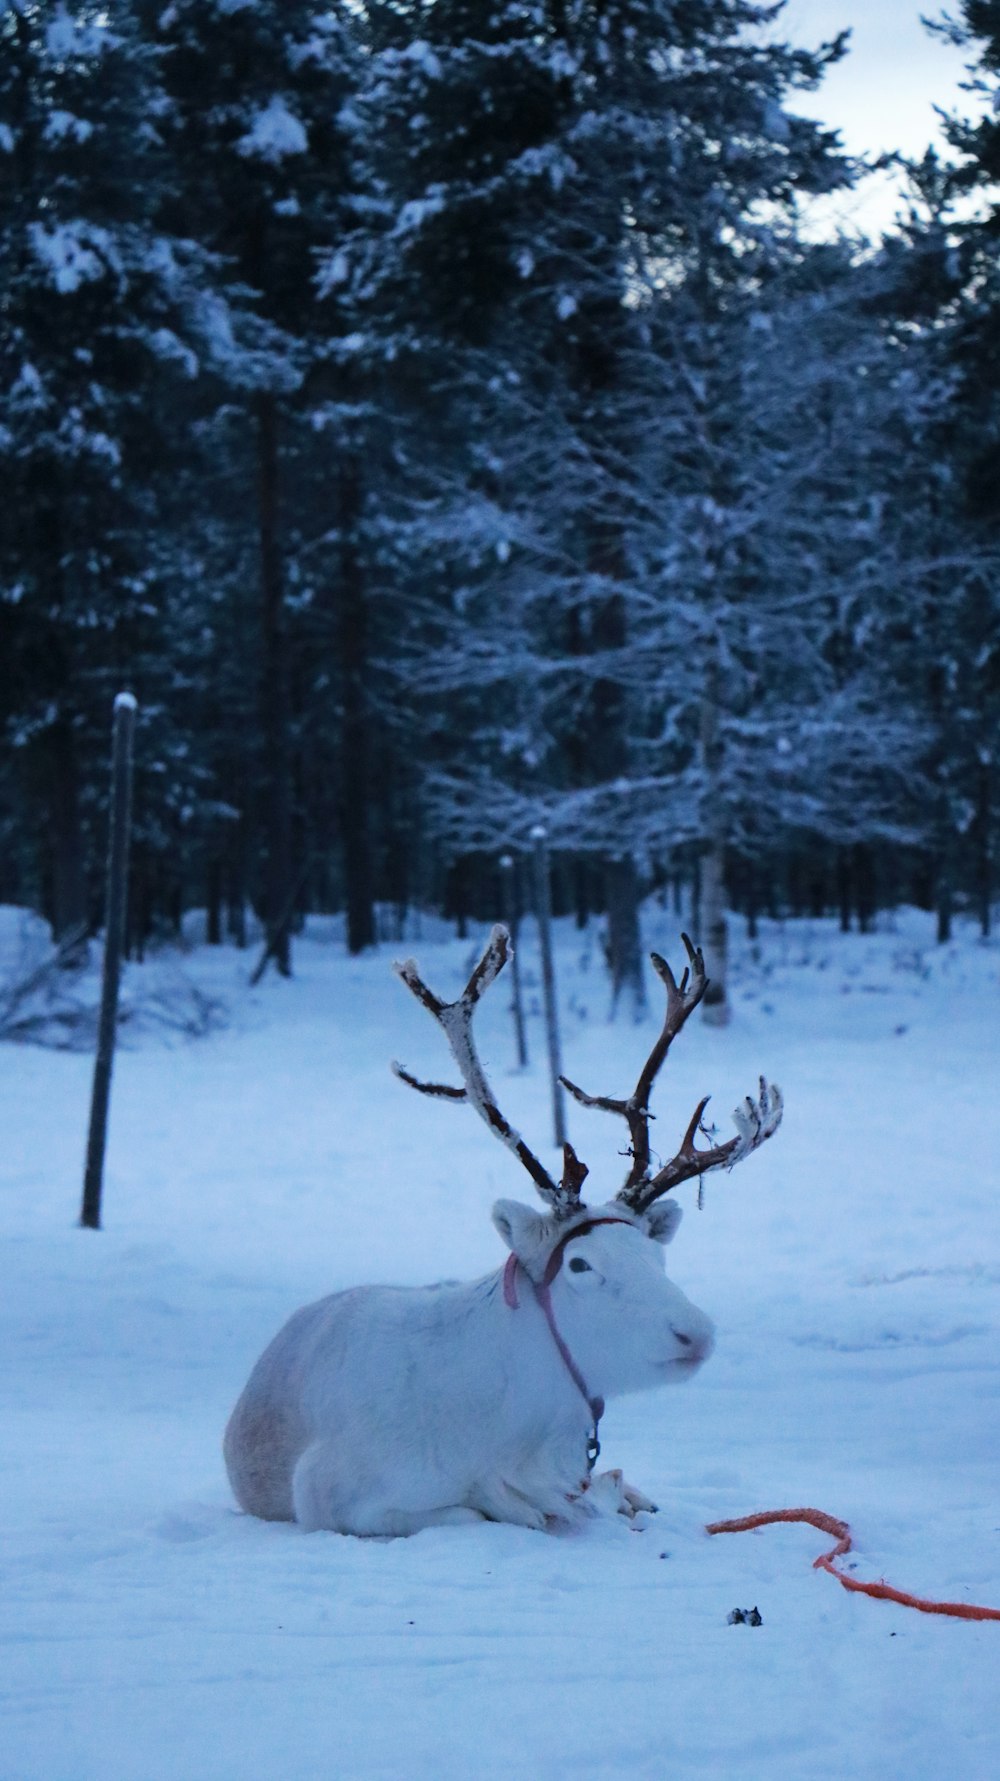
[[224, 928, 781, 1536]]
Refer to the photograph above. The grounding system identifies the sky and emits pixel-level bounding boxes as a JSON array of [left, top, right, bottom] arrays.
[[778, 1, 983, 234]]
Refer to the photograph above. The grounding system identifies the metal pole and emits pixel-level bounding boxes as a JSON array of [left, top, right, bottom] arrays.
[[81, 693, 137, 1230], [499, 853, 528, 1068], [530, 825, 566, 1147]]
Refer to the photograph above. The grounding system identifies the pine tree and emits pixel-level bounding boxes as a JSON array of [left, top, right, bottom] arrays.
[[356, 1, 855, 1008], [889, 7, 1000, 934], [144, 0, 362, 962], [0, 1, 206, 941]]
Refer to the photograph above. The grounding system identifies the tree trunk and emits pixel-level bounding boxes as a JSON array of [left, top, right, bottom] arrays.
[[572, 857, 592, 930], [336, 455, 375, 954], [532, 828, 566, 1148], [257, 393, 294, 977], [226, 811, 248, 948], [206, 855, 223, 945], [698, 669, 730, 1026], [605, 855, 646, 1019], [445, 856, 469, 939], [787, 852, 803, 920], [853, 842, 876, 933], [936, 862, 953, 944], [976, 760, 992, 938], [699, 842, 730, 1026], [167, 876, 183, 938], [836, 848, 852, 933], [744, 856, 759, 942], [499, 853, 528, 1068], [44, 716, 89, 958], [128, 843, 150, 962]]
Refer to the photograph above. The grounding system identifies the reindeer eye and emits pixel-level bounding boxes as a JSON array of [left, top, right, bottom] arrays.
[[568, 1257, 592, 1273]]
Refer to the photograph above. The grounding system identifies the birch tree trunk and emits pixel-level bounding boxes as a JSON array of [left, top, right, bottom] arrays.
[[532, 827, 566, 1148], [698, 664, 730, 1026], [500, 853, 528, 1067]]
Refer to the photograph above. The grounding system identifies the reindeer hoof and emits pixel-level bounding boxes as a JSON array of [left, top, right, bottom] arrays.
[[622, 1481, 659, 1515]]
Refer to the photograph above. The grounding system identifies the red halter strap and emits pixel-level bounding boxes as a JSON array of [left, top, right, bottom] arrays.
[[502, 1216, 634, 1470]]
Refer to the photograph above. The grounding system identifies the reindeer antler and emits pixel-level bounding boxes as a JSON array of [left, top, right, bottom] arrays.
[[393, 924, 588, 1217], [622, 1075, 783, 1215], [561, 933, 782, 1215]]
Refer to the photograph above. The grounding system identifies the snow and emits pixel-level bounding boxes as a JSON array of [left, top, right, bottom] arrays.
[[400, 40, 443, 81], [322, 247, 349, 286], [394, 191, 447, 234], [237, 97, 308, 163], [10, 361, 45, 413], [512, 144, 576, 191], [2, 907, 1000, 1779], [28, 220, 114, 294], [147, 326, 199, 378], [763, 99, 791, 147], [45, 5, 107, 61], [44, 109, 94, 144]]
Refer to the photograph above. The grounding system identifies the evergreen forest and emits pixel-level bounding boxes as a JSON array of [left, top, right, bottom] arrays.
[[4, 0, 1000, 1002]]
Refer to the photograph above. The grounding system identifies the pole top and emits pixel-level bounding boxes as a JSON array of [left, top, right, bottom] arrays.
[[114, 691, 138, 714]]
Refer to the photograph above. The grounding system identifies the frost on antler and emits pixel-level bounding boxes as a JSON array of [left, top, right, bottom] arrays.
[[618, 1073, 783, 1216], [730, 1077, 783, 1164], [393, 925, 587, 1215]]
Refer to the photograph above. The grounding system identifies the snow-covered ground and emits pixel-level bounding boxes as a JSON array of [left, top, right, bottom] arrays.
[[2, 906, 999, 1780]]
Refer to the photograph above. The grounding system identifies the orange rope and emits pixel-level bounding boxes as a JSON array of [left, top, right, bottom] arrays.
[[705, 1507, 1000, 1623]]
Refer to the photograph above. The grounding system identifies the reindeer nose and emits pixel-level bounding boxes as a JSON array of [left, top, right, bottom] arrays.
[[670, 1322, 715, 1365]]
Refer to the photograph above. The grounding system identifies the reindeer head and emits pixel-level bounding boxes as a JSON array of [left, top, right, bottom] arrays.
[[393, 925, 780, 1399], [489, 1194, 716, 1397]]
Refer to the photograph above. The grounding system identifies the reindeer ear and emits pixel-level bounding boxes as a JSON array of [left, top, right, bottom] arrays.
[[492, 1199, 550, 1267], [644, 1201, 683, 1245]]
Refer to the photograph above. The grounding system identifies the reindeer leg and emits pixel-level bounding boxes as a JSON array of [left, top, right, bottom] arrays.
[[473, 1479, 563, 1532], [292, 1440, 487, 1536], [583, 1468, 658, 1518], [621, 1479, 658, 1515]]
